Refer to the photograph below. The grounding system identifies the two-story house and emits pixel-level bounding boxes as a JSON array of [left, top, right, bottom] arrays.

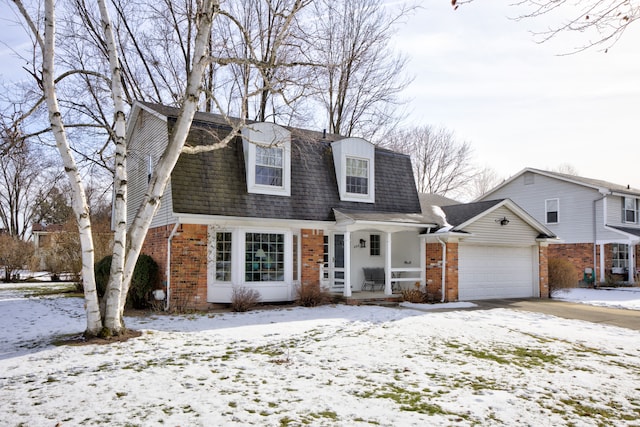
[[480, 168, 640, 284], [127, 102, 555, 310]]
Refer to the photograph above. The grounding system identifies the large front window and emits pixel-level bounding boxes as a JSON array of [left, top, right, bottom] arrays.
[[346, 157, 368, 195], [245, 233, 284, 282], [255, 146, 283, 187]]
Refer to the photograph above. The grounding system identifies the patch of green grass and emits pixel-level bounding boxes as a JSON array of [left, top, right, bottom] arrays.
[[356, 383, 453, 416]]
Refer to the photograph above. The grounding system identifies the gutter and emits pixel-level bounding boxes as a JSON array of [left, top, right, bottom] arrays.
[[437, 237, 446, 302], [593, 191, 609, 284], [165, 221, 180, 311]]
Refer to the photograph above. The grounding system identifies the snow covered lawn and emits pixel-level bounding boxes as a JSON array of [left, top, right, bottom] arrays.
[[1, 284, 639, 426]]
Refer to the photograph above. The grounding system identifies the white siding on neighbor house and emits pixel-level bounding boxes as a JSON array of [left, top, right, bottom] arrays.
[[600, 195, 629, 240], [484, 173, 602, 244], [126, 109, 173, 229], [459, 206, 539, 246]]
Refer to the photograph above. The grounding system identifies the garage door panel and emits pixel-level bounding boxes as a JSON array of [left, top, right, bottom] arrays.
[[459, 245, 535, 300]]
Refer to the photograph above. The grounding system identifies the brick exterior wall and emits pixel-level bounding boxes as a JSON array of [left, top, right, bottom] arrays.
[[143, 224, 210, 311], [444, 242, 459, 302], [301, 229, 324, 288], [548, 243, 598, 283], [425, 243, 443, 301], [538, 245, 549, 298]]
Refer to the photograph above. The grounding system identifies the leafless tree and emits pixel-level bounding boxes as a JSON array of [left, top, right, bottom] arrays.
[[454, 0, 640, 52], [305, 0, 414, 140], [469, 166, 503, 200], [381, 125, 475, 197], [0, 141, 63, 239], [552, 163, 580, 175]]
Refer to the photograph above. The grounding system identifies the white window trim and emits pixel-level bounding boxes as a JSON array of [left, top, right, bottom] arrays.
[[341, 155, 374, 203], [623, 197, 637, 224], [545, 198, 559, 224], [242, 123, 291, 197]]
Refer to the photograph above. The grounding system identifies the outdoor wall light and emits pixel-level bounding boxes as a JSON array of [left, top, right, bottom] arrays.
[[497, 217, 510, 226], [359, 238, 367, 248]]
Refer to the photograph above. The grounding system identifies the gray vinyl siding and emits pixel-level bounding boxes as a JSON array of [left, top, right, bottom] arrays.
[[126, 110, 173, 228], [484, 173, 600, 244], [459, 206, 539, 246]]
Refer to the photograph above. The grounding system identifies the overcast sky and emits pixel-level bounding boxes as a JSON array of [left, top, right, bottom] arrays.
[[1, 1, 639, 190], [394, 1, 640, 190]]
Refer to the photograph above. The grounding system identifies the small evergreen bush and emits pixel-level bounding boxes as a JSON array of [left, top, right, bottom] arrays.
[[94, 254, 159, 309], [230, 286, 261, 312], [548, 258, 578, 294]]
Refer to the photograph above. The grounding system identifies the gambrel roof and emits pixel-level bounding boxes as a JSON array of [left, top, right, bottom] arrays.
[[138, 102, 422, 222]]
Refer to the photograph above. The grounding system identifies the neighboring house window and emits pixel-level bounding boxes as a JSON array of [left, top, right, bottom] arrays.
[[545, 198, 559, 224], [624, 197, 637, 223], [245, 233, 284, 282], [255, 146, 283, 186], [612, 243, 629, 270], [215, 232, 232, 282], [370, 234, 381, 256], [346, 157, 369, 195]]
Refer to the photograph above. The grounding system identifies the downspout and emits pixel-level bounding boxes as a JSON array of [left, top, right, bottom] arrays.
[[165, 222, 180, 311], [437, 237, 446, 302]]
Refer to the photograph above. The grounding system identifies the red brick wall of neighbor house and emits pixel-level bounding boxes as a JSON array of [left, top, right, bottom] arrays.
[[301, 229, 324, 288], [444, 242, 459, 302], [548, 243, 599, 283], [538, 245, 549, 298], [425, 243, 444, 300], [169, 224, 209, 310]]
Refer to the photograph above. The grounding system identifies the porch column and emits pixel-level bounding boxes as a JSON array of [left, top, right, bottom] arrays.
[[384, 231, 392, 295], [420, 236, 426, 287], [343, 232, 352, 297]]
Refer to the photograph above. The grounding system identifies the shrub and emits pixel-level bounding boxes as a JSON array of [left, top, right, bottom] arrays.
[[94, 254, 159, 309], [295, 283, 333, 307], [230, 286, 261, 312], [401, 288, 428, 303], [548, 258, 578, 293], [0, 234, 34, 282]]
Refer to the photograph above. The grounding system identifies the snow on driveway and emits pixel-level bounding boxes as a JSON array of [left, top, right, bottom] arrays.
[[1, 283, 639, 426]]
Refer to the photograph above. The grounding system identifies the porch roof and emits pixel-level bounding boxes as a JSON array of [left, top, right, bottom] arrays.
[[333, 209, 438, 232], [607, 225, 640, 240]]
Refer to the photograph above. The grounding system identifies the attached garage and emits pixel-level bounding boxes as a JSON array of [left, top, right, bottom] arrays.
[[422, 198, 556, 302], [458, 245, 538, 300]]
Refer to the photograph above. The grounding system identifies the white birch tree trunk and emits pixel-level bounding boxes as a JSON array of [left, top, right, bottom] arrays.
[[120, 0, 220, 318], [41, 0, 102, 335], [97, 0, 128, 333]]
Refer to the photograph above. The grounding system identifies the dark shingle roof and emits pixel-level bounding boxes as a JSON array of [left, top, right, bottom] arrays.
[[440, 199, 504, 227], [525, 168, 640, 196], [608, 226, 640, 237], [141, 103, 421, 221]]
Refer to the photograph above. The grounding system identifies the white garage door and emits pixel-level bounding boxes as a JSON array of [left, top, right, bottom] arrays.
[[458, 245, 536, 300]]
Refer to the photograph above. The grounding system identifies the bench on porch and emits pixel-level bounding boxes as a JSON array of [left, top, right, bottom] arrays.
[[362, 267, 385, 291]]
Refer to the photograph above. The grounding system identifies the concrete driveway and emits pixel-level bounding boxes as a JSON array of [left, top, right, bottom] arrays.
[[468, 298, 640, 331]]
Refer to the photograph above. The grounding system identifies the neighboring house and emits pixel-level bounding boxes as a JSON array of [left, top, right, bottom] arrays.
[[479, 167, 640, 284], [127, 102, 554, 310], [32, 223, 66, 270], [420, 195, 556, 300]]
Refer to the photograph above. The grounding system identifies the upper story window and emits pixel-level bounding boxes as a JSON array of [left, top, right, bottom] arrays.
[[255, 146, 283, 186], [545, 198, 559, 224], [332, 137, 375, 203], [346, 157, 369, 195], [624, 197, 637, 223]]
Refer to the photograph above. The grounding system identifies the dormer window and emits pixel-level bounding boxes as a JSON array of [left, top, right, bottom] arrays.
[[256, 146, 283, 186], [346, 157, 369, 195], [332, 137, 375, 203], [242, 122, 291, 196]]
